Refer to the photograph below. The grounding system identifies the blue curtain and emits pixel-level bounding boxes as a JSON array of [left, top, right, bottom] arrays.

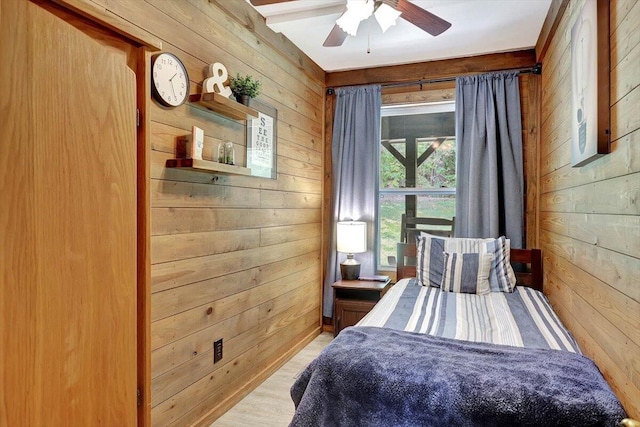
[[454, 71, 524, 248], [323, 85, 381, 318]]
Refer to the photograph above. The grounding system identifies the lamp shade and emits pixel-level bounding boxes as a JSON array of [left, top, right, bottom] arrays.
[[374, 3, 402, 33], [336, 0, 374, 36], [337, 221, 367, 254]]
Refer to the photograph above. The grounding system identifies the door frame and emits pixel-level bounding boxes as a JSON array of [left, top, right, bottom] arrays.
[[42, 1, 161, 425]]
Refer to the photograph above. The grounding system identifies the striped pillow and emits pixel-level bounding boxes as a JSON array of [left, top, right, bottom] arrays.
[[485, 236, 517, 292], [416, 233, 447, 287], [440, 252, 493, 295], [416, 233, 517, 292]]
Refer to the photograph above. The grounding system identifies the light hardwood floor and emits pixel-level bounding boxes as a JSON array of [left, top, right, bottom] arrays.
[[211, 332, 333, 426]]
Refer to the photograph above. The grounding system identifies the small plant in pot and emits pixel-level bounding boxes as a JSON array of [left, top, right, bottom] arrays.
[[229, 73, 261, 106]]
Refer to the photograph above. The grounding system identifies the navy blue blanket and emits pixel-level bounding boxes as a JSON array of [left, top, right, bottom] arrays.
[[290, 327, 626, 426]]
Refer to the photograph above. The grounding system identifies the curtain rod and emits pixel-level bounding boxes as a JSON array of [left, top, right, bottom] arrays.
[[326, 62, 542, 95]]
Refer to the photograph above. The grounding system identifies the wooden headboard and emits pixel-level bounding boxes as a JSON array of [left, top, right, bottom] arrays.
[[396, 242, 543, 292]]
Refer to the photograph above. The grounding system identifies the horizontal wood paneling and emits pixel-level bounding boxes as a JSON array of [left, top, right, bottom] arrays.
[[540, 173, 639, 215], [540, 212, 640, 258], [86, 0, 325, 424], [151, 266, 319, 349], [538, 0, 640, 417], [151, 229, 259, 264], [544, 269, 640, 417], [152, 207, 321, 235], [540, 129, 640, 192], [152, 237, 320, 293], [540, 229, 639, 307], [542, 246, 640, 345], [166, 315, 319, 426], [151, 271, 319, 406], [207, 0, 325, 84], [610, 0, 639, 67], [151, 150, 322, 194]]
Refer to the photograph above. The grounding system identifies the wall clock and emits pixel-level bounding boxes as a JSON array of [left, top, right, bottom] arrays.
[[151, 52, 190, 107]]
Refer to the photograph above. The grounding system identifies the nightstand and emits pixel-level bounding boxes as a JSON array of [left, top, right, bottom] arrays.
[[332, 278, 391, 337]]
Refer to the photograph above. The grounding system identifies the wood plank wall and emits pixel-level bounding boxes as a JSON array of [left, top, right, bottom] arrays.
[[538, 0, 640, 418], [82, 1, 325, 425]]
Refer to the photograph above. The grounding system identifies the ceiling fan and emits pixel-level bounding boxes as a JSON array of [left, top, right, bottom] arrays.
[[249, 0, 452, 47]]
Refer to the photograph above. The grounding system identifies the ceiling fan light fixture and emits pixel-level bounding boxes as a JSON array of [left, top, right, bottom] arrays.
[[336, 0, 374, 36], [374, 3, 401, 33]]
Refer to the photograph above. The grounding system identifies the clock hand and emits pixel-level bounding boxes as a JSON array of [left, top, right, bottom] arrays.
[[169, 73, 177, 82], [170, 81, 176, 99]]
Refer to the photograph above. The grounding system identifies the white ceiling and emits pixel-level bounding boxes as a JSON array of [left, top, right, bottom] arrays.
[[248, 0, 552, 72]]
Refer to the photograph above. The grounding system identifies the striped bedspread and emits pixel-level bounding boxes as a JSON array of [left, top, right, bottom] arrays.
[[358, 278, 580, 353]]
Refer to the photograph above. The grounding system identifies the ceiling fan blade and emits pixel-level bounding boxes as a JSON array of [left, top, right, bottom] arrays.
[[250, 0, 296, 6], [396, 0, 451, 36], [323, 24, 348, 47]]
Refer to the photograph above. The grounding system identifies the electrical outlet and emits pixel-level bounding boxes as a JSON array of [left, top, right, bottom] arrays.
[[213, 338, 223, 364]]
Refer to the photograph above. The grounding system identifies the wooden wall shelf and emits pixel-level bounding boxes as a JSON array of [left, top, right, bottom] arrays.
[[189, 92, 258, 120], [165, 158, 252, 176]]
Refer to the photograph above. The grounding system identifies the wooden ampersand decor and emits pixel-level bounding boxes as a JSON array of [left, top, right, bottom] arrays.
[[203, 62, 233, 98]]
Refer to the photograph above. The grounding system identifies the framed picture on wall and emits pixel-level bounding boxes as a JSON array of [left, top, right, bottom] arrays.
[[570, 0, 610, 167], [246, 100, 277, 179]]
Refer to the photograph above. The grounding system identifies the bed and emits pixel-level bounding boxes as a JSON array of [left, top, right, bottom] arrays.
[[290, 236, 629, 426]]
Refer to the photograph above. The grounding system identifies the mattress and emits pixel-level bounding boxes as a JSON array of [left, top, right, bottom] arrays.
[[358, 278, 580, 353]]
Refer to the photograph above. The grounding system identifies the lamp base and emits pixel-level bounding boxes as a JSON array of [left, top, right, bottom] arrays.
[[340, 255, 361, 280]]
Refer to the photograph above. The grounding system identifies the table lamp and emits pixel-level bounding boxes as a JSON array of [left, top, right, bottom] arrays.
[[337, 221, 367, 280]]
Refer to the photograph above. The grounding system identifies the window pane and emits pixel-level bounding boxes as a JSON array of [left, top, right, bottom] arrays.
[[377, 101, 457, 271], [380, 138, 456, 189], [378, 193, 456, 269], [379, 139, 407, 189], [378, 193, 404, 268], [380, 110, 456, 190], [416, 138, 456, 188], [417, 194, 456, 222]]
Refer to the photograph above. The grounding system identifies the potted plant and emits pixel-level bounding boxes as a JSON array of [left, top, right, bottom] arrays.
[[229, 73, 261, 105]]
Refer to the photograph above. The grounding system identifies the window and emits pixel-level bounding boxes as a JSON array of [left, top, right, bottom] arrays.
[[378, 102, 456, 269]]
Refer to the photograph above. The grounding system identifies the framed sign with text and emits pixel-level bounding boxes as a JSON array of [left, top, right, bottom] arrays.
[[246, 100, 277, 179]]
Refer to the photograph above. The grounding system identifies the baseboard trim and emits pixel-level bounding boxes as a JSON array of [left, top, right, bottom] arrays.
[[190, 326, 322, 427]]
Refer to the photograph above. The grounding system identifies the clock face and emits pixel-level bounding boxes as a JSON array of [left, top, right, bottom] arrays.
[[151, 52, 190, 107]]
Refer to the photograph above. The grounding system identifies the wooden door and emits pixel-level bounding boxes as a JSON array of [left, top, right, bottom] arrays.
[[1, 1, 138, 425]]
